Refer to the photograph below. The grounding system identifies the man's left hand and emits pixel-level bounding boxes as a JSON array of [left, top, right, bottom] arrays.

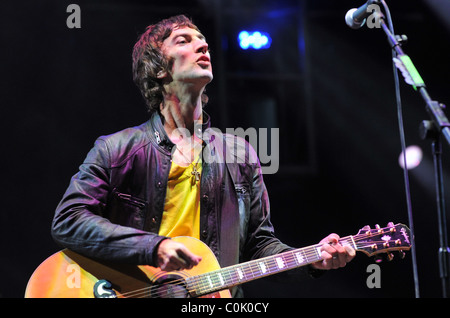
[[311, 233, 356, 270]]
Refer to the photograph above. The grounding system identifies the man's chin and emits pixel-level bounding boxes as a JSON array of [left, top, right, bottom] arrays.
[[187, 72, 213, 85], [197, 69, 213, 82]]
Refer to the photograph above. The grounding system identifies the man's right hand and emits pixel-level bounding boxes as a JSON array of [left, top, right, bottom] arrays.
[[156, 239, 202, 271]]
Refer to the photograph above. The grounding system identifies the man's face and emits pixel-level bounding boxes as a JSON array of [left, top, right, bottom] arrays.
[[160, 26, 213, 86]]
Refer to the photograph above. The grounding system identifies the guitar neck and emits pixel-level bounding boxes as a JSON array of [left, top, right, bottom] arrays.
[[187, 236, 356, 297]]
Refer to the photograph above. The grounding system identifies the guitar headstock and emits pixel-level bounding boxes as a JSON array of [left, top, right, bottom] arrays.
[[354, 222, 411, 260]]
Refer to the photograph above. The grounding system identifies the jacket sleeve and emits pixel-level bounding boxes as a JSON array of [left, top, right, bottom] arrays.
[[241, 161, 292, 259], [51, 138, 166, 266]]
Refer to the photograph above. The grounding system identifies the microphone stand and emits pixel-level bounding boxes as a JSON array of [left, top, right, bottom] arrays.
[[373, 9, 450, 297]]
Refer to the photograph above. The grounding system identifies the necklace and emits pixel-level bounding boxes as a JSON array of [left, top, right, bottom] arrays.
[[173, 144, 203, 185], [190, 159, 201, 184]]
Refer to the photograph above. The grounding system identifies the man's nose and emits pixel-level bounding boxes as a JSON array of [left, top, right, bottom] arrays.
[[196, 41, 209, 54]]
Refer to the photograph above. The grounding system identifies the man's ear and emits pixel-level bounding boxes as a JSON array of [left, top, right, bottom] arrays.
[[156, 70, 167, 79]]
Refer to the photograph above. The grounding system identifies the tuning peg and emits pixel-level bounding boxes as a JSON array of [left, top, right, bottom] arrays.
[[386, 252, 394, 261], [375, 224, 383, 233], [362, 225, 371, 235], [398, 250, 406, 259], [387, 222, 396, 233]]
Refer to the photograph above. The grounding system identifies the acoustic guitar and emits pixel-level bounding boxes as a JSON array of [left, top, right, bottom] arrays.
[[25, 222, 411, 298]]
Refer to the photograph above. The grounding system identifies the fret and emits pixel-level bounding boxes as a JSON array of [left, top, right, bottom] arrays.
[[315, 245, 323, 260], [248, 259, 270, 278], [226, 267, 239, 285], [195, 272, 223, 295], [258, 261, 268, 274], [206, 275, 213, 289], [342, 236, 357, 250], [266, 257, 279, 273], [306, 247, 317, 263], [294, 249, 306, 265], [220, 269, 231, 287], [196, 275, 210, 295], [223, 265, 246, 287], [191, 275, 208, 296], [219, 266, 235, 285], [217, 273, 225, 287], [247, 262, 257, 278], [261, 259, 275, 275], [275, 256, 286, 270], [236, 267, 244, 281], [239, 263, 251, 280], [283, 251, 298, 268]]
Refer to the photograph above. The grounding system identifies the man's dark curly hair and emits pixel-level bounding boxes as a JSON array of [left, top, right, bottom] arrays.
[[132, 15, 209, 114]]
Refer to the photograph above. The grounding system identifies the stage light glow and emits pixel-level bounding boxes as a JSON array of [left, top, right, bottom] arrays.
[[399, 145, 423, 170], [238, 31, 272, 50]]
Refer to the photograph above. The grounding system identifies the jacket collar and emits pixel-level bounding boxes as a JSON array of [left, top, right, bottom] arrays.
[[147, 111, 212, 154]]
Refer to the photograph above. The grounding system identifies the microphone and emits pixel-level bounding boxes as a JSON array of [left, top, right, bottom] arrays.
[[345, 0, 379, 29]]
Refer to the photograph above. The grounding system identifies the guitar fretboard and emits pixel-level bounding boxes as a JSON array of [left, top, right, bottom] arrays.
[[186, 236, 356, 297]]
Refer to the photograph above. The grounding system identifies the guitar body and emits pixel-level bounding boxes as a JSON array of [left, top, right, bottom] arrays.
[[25, 236, 231, 298]]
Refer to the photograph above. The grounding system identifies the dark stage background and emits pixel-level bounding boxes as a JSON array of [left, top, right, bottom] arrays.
[[1, 0, 450, 298]]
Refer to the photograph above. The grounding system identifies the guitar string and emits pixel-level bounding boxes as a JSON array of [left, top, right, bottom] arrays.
[[119, 249, 321, 298], [120, 241, 392, 298], [118, 236, 402, 298], [119, 241, 329, 298], [121, 239, 400, 298], [118, 227, 404, 296], [118, 231, 404, 298], [120, 240, 400, 298]]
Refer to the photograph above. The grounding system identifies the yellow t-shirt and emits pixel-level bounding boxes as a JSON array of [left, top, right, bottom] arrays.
[[158, 160, 202, 239]]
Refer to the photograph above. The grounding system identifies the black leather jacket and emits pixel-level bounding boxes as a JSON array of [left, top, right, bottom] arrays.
[[52, 112, 310, 296]]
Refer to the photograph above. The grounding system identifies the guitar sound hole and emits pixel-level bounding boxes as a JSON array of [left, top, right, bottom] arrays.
[[150, 274, 190, 298]]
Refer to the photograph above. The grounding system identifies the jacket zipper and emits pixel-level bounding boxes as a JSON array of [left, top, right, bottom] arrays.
[[117, 193, 147, 209], [235, 186, 247, 194]]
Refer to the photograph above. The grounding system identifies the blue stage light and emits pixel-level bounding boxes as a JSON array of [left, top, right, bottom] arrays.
[[238, 31, 272, 50]]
